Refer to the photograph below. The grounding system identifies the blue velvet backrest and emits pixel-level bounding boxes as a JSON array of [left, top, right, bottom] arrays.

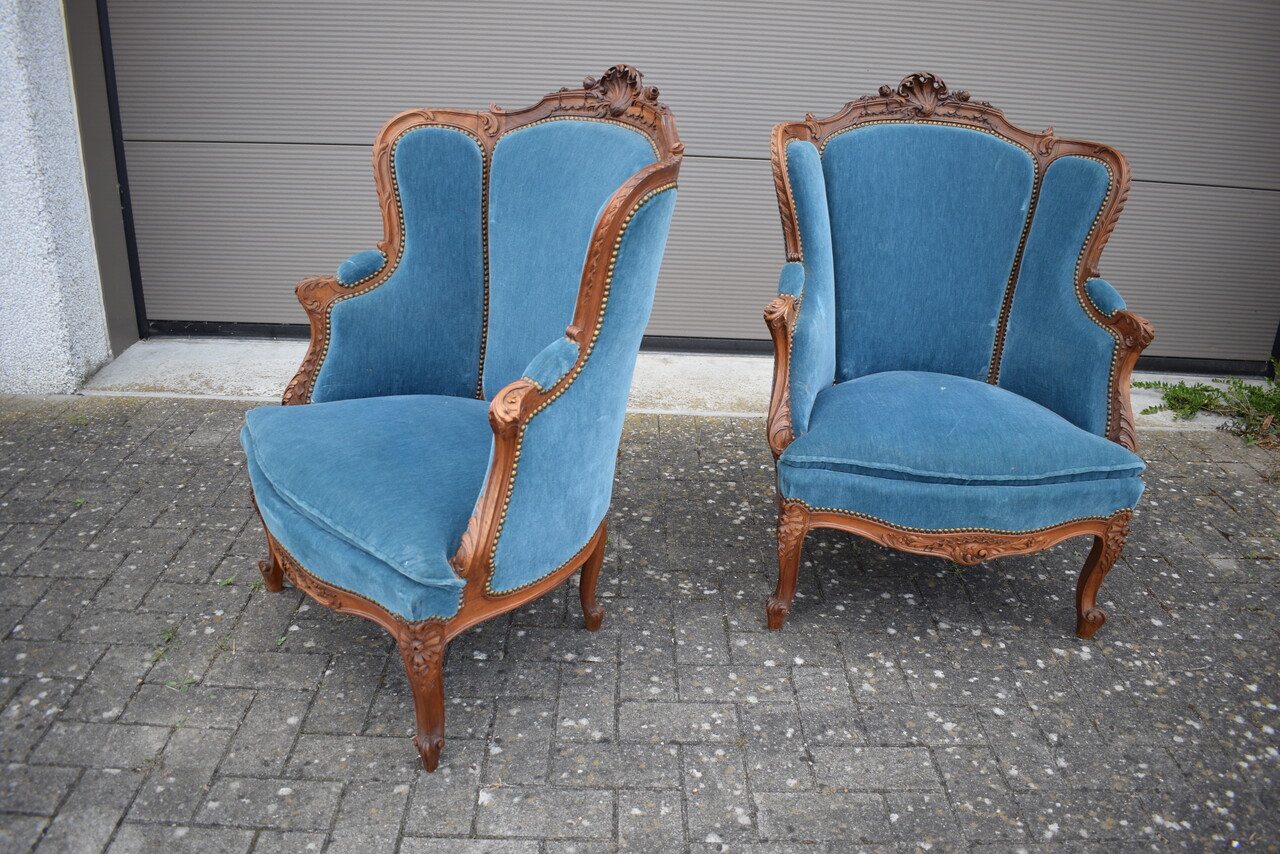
[[819, 124, 1035, 383], [482, 120, 657, 399], [312, 127, 486, 402], [489, 187, 677, 592], [997, 156, 1119, 435]]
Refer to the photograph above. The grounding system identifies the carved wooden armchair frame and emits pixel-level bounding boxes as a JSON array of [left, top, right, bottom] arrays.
[[250, 67, 682, 770], [764, 73, 1154, 638]]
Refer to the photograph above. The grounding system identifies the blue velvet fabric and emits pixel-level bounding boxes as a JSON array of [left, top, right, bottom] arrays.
[[821, 124, 1034, 382], [777, 261, 804, 298], [312, 127, 486, 403], [241, 394, 492, 598], [522, 337, 579, 391], [335, 249, 386, 286], [490, 188, 676, 593], [245, 435, 463, 621], [779, 464, 1144, 532], [998, 156, 1116, 435], [1086, 277, 1125, 316], [784, 141, 837, 437], [483, 120, 656, 399], [777, 371, 1145, 531]]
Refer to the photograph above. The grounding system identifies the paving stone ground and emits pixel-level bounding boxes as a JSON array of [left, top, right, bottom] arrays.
[[0, 393, 1277, 853]]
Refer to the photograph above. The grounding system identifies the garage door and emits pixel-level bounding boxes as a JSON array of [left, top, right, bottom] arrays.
[[106, 0, 1280, 361]]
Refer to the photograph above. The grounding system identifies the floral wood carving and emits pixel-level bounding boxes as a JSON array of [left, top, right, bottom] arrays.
[[583, 64, 661, 116], [767, 501, 810, 630], [490, 380, 538, 432], [885, 531, 1043, 565], [766, 506, 1133, 635], [879, 71, 972, 117], [400, 621, 446, 683], [1076, 510, 1132, 637]]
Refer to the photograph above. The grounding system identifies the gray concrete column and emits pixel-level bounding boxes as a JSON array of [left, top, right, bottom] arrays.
[[0, 0, 110, 393]]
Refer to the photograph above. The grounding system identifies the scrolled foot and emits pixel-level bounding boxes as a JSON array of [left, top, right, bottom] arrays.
[[768, 501, 808, 631], [583, 602, 606, 632], [1076, 606, 1108, 639], [1074, 512, 1131, 639], [765, 596, 791, 631], [257, 557, 283, 593], [414, 733, 446, 772]]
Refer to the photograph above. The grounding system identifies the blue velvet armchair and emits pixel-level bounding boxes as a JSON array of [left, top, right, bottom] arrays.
[[764, 73, 1154, 637], [241, 66, 682, 770]]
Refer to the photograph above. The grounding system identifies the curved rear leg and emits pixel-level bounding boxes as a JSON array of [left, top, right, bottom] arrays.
[[1075, 511, 1132, 639], [399, 622, 448, 771], [579, 521, 607, 631], [767, 501, 809, 630], [257, 531, 285, 593]]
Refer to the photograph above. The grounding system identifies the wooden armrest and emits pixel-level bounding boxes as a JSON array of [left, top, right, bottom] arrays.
[[764, 293, 799, 458]]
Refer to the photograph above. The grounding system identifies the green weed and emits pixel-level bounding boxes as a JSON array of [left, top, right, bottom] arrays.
[[1134, 359, 1279, 449]]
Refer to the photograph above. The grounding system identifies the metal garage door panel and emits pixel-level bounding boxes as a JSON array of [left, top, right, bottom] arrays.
[[107, 0, 1279, 358], [108, 0, 1280, 189], [1100, 182, 1280, 362], [652, 157, 779, 340], [126, 142, 783, 337], [126, 142, 380, 323]]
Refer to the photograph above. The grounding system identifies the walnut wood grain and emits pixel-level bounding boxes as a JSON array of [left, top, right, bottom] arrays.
[[763, 293, 799, 458], [766, 501, 809, 630], [765, 504, 1133, 638], [1076, 510, 1132, 638]]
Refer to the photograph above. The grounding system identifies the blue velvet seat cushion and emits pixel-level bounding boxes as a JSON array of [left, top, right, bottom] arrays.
[[778, 371, 1145, 531], [246, 444, 464, 621], [241, 395, 494, 616]]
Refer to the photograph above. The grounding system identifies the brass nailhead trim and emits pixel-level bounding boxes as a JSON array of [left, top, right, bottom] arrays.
[[1067, 155, 1121, 433], [500, 115, 661, 159], [337, 252, 387, 288], [794, 501, 1132, 536], [485, 183, 677, 596]]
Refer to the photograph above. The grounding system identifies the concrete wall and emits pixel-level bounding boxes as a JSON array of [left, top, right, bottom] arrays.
[[0, 0, 109, 393]]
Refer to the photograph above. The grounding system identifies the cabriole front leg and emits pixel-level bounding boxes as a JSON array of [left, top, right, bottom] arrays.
[[397, 621, 448, 771], [767, 501, 810, 630], [1075, 511, 1133, 639]]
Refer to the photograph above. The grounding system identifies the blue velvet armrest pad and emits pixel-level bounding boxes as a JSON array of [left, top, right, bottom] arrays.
[[335, 250, 387, 285], [523, 337, 580, 391], [1085, 278, 1125, 316], [778, 262, 805, 298]]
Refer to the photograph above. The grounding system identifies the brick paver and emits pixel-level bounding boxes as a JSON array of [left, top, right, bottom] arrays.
[[1, 394, 1277, 851]]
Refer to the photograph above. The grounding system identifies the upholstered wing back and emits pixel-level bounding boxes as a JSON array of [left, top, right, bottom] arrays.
[[290, 70, 678, 410], [771, 74, 1153, 451], [314, 126, 487, 402], [483, 120, 658, 399]]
